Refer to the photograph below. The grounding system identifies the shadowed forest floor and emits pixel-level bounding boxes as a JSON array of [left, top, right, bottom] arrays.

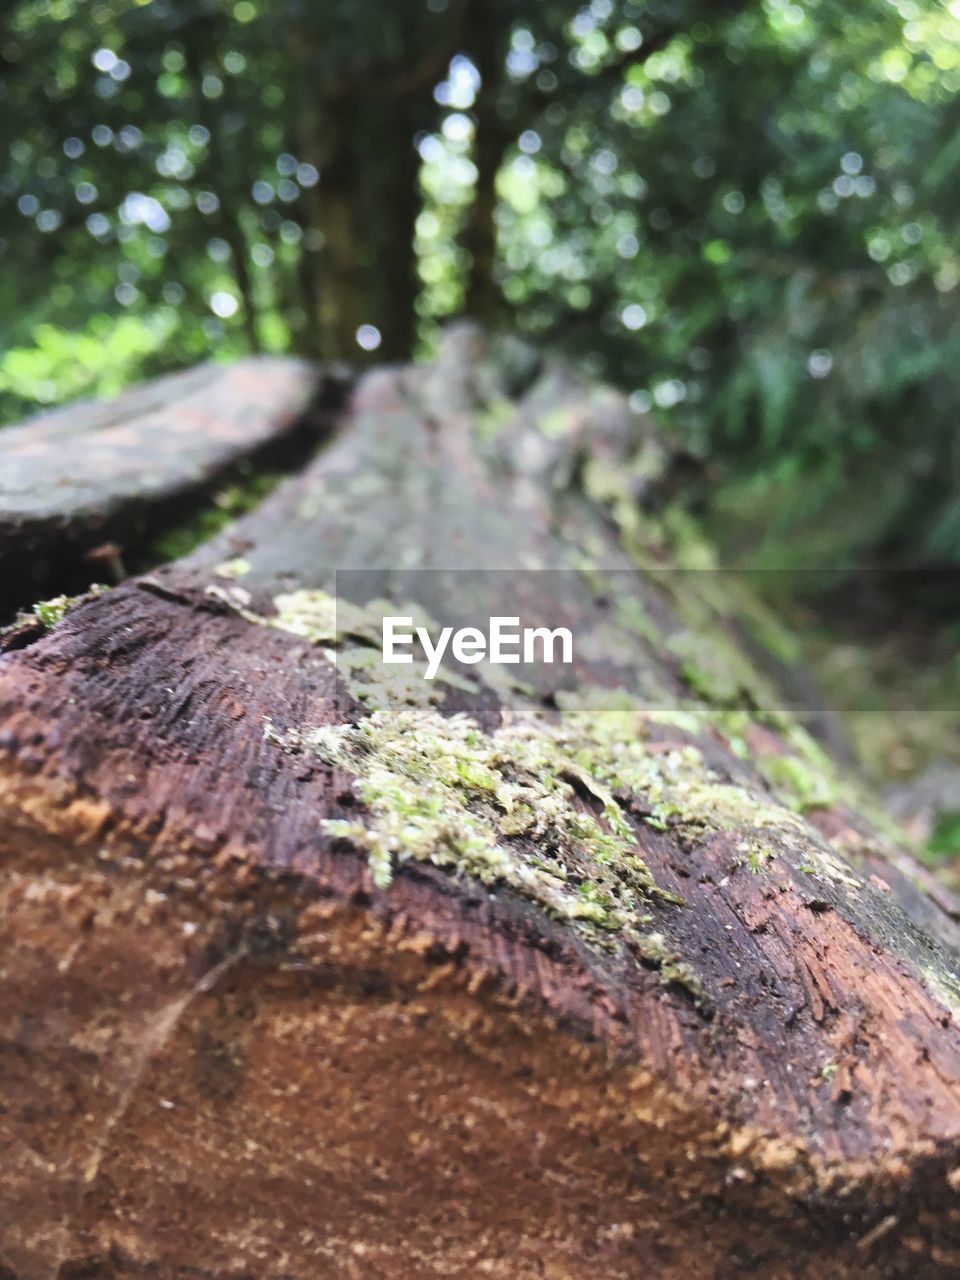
[[789, 599, 960, 890]]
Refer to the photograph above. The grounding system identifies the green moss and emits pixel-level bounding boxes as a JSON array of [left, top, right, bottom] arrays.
[[274, 704, 668, 946], [475, 396, 515, 442], [147, 467, 281, 563], [261, 639, 865, 1005], [258, 598, 679, 947], [555, 689, 810, 842], [214, 569, 916, 1002], [268, 589, 422, 648], [32, 594, 72, 629], [264, 589, 488, 709], [733, 582, 803, 667], [611, 594, 665, 652], [214, 556, 252, 579], [290, 608, 829, 861], [267, 588, 339, 643], [739, 839, 775, 873], [669, 631, 748, 706], [246, 585, 903, 907], [634, 931, 707, 1003], [758, 751, 839, 813], [12, 585, 107, 634], [581, 456, 648, 551], [232, 570, 960, 1015], [926, 810, 960, 862]]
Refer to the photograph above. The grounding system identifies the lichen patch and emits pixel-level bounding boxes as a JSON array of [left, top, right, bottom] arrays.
[[271, 704, 665, 948]]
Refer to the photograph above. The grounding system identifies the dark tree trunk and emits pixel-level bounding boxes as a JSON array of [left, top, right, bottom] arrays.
[[292, 93, 424, 363], [359, 93, 426, 361], [0, 334, 958, 1277], [182, 14, 263, 354], [313, 150, 365, 361], [287, 33, 434, 363], [461, 14, 513, 325], [218, 207, 261, 354]]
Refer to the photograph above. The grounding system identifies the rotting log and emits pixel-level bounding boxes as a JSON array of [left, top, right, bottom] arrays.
[[0, 330, 958, 1278], [0, 356, 340, 613]]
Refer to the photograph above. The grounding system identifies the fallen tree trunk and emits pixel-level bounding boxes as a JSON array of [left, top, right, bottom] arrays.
[[0, 357, 338, 614], [0, 331, 958, 1278]]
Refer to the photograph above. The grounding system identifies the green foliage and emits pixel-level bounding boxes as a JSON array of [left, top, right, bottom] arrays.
[[461, 0, 960, 573], [928, 811, 960, 861], [0, 313, 173, 421], [2, 0, 960, 571], [144, 466, 281, 564]]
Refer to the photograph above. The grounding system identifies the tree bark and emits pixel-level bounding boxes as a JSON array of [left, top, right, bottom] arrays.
[[217, 206, 262, 355], [461, 13, 513, 325], [286, 25, 440, 363], [0, 358, 330, 615], [314, 155, 364, 361], [0, 332, 958, 1277], [360, 92, 428, 362]]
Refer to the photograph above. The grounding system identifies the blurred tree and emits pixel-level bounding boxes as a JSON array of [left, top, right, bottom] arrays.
[[0, 0, 466, 365], [435, 0, 960, 574], [1, 0, 959, 576]]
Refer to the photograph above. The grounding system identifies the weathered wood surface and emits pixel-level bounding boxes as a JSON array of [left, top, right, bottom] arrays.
[[0, 357, 331, 611], [0, 333, 958, 1278]]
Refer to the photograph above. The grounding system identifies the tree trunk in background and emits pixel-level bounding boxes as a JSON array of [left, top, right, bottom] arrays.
[[286, 19, 361, 363], [359, 92, 426, 361], [313, 149, 364, 361], [183, 11, 263, 355], [220, 208, 261, 354], [461, 13, 513, 325], [288, 29, 434, 363], [307, 97, 423, 364], [292, 100, 425, 362]]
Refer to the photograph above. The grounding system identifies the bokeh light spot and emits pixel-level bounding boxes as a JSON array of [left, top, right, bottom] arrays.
[[356, 324, 382, 351]]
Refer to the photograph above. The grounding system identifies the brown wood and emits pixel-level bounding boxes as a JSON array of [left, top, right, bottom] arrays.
[[0, 357, 336, 613], [0, 333, 958, 1277]]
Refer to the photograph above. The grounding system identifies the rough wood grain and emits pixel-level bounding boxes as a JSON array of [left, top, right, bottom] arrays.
[[0, 333, 958, 1278], [0, 357, 335, 613]]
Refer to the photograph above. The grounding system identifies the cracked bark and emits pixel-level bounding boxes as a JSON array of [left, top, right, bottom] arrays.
[[0, 332, 958, 1278]]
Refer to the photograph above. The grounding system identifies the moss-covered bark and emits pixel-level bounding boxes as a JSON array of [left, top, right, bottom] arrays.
[[0, 331, 958, 1276]]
